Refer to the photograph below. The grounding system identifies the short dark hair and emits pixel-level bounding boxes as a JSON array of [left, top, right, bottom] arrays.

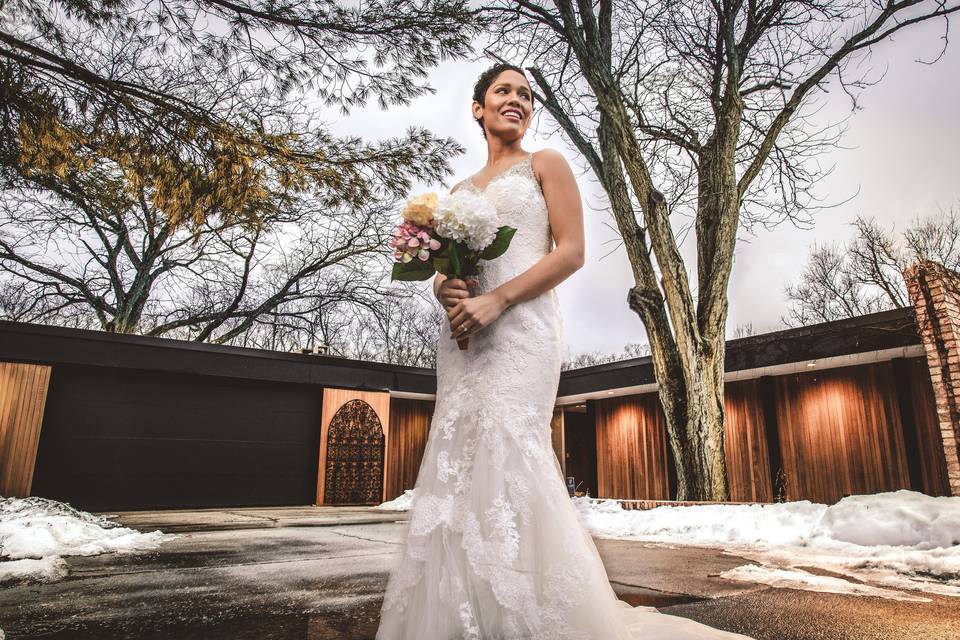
[[472, 63, 535, 140]]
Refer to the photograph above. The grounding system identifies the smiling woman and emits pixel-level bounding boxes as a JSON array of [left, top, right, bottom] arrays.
[[469, 63, 536, 141]]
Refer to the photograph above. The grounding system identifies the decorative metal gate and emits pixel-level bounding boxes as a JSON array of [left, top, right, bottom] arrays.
[[324, 399, 385, 505]]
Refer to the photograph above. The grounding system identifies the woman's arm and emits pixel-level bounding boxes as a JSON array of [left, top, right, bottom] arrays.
[[492, 149, 585, 308], [433, 272, 448, 300]]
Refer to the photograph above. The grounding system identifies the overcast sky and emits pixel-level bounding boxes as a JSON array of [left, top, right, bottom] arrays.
[[326, 18, 960, 361]]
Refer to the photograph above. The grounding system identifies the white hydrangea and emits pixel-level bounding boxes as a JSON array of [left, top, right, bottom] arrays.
[[434, 190, 499, 251]]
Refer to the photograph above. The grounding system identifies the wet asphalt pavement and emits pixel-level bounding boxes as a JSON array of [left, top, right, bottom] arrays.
[[1, 506, 957, 639]]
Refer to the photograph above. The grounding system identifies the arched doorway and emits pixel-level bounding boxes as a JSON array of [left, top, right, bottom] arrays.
[[324, 399, 385, 505]]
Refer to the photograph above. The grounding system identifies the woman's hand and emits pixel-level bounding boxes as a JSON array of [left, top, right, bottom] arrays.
[[436, 276, 470, 311], [447, 288, 509, 340]]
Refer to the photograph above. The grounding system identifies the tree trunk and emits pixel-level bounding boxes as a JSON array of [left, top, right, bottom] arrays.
[[646, 325, 730, 500], [627, 283, 730, 500], [596, 102, 733, 501], [531, 3, 736, 501], [105, 313, 142, 334]]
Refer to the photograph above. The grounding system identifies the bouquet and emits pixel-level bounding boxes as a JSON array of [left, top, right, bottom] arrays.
[[389, 190, 516, 350]]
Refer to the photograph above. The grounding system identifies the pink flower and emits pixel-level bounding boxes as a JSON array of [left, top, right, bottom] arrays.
[[390, 215, 441, 264]]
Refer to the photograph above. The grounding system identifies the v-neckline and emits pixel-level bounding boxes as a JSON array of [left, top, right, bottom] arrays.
[[468, 152, 533, 192]]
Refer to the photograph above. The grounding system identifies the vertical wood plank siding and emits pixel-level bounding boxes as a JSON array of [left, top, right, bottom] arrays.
[[590, 359, 935, 504], [774, 362, 911, 504], [551, 407, 566, 477], [900, 358, 950, 496], [384, 398, 434, 501], [594, 394, 670, 500], [724, 379, 774, 502], [0, 362, 52, 497]]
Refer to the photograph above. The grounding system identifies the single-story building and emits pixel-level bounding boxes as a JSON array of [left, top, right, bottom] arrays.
[[1, 261, 957, 510]]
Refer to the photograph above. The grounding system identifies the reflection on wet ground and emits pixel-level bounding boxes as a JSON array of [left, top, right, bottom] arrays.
[[9, 591, 695, 640], [0, 518, 740, 640], [5, 514, 958, 640], [14, 606, 384, 640], [1, 523, 397, 640]]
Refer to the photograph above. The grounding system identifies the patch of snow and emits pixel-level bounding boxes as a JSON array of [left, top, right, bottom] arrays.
[[572, 489, 960, 598], [375, 489, 415, 511], [0, 556, 68, 584], [719, 564, 931, 602], [0, 496, 178, 585]]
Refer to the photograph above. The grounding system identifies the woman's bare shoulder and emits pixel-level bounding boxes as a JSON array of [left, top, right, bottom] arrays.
[[531, 148, 569, 176], [531, 149, 572, 188]]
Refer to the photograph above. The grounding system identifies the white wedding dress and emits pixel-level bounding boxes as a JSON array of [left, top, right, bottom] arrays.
[[376, 152, 754, 640]]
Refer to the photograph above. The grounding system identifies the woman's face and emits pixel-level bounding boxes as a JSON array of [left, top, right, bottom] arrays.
[[473, 70, 533, 142]]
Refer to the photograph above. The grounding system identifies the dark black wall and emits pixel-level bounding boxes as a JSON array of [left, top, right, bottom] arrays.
[[563, 407, 598, 498], [32, 364, 323, 511]]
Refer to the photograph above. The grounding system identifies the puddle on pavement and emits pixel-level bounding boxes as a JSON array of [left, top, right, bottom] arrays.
[[615, 588, 706, 608]]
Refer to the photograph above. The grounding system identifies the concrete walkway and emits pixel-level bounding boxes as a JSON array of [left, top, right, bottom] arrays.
[[100, 504, 410, 532], [0, 506, 956, 639]]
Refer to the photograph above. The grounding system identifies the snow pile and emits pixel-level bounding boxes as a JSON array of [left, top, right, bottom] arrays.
[[375, 489, 416, 512], [0, 496, 177, 585], [573, 489, 960, 600]]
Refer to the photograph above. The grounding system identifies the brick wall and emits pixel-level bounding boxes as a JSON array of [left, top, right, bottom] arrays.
[[904, 260, 960, 496]]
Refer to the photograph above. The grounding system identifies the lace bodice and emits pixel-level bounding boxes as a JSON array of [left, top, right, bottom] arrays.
[[455, 152, 555, 292]]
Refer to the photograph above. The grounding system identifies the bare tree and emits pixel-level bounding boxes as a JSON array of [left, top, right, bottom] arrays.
[[786, 207, 960, 325], [2, 1, 487, 228], [349, 290, 444, 367], [562, 350, 617, 369], [225, 282, 442, 368], [0, 158, 446, 364], [562, 341, 650, 370], [1, 4, 481, 352], [732, 323, 756, 338], [483, 0, 958, 499], [0, 155, 410, 341]]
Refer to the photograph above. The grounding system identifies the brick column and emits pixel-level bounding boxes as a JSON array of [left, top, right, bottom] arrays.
[[904, 260, 960, 496]]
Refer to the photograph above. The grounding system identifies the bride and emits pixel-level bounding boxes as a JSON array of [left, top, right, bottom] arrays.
[[375, 63, 755, 640]]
